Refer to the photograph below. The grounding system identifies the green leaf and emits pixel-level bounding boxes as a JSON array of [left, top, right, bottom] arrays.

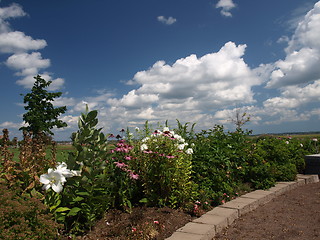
[[76, 191, 90, 196], [67, 207, 82, 216], [139, 198, 148, 203], [87, 110, 98, 122], [55, 207, 71, 213], [73, 196, 84, 202]]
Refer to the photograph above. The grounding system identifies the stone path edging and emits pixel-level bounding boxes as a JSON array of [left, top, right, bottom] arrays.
[[165, 174, 319, 240]]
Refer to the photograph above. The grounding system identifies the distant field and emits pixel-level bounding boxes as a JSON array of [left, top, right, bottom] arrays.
[[251, 132, 320, 139], [9, 144, 75, 162]]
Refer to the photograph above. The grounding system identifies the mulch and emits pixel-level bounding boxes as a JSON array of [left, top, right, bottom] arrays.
[[214, 181, 320, 240]]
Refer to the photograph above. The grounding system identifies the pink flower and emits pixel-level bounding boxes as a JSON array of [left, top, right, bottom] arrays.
[[128, 170, 139, 180], [154, 220, 159, 224], [221, 200, 225, 204], [124, 155, 132, 160], [132, 227, 137, 232], [114, 162, 128, 169], [166, 155, 175, 159]]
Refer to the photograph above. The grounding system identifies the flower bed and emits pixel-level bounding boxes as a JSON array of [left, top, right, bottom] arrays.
[[0, 108, 318, 239]]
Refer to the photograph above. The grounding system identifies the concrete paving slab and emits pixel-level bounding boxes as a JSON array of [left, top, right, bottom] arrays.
[[166, 231, 208, 240], [219, 197, 257, 216], [297, 174, 319, 183], [240, 190, 273, 205], [193, 214, 228, 233], [206, 207, 238, 225], [177, 222, 215, 237]]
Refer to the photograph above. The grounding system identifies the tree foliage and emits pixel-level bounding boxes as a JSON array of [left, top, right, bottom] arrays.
[[20, 75, 67, 136]]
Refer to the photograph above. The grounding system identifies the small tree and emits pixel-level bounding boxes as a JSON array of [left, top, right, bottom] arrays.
[[20, 75, 67, 137], [230, 108, 250, 131]]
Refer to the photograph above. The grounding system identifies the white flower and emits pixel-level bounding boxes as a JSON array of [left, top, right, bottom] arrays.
[[142, 137, 150, 142], [163, 127, 170, 132], [285, 141, 289, 144], [71, 170, 82, 177], [141, 143, 148, 151], [178, 144, 186, 150], [40, 169, 66, 193], [135, 127, 140, 131], [313, 138, 318, 142], [186, 148, 193, 154], [55, 162, 74, 178], [300, 143, 303, 147]]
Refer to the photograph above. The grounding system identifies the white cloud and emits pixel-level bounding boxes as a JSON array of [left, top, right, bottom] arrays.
[[267, 1, 320, 88], [6, 52, 50, 74], [0, 3, 26, 32], [83, 41, 262, 133], [15, 73, 65, 90], [157, 16, 177, 25], [0, 31, 47, 53], [216, 0, 236, 17], [0, 3, 65, 91]]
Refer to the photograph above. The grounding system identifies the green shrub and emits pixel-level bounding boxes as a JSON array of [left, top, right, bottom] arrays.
[[0, 183, 61, 240], [254, 137, 298, 181], [191, 126, 250, 204]]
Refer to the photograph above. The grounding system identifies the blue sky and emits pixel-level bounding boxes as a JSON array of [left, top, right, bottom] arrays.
[[0, 0, 319, 140]]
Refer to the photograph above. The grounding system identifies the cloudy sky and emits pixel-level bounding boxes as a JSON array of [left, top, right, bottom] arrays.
[[0, 0, 319, 140]]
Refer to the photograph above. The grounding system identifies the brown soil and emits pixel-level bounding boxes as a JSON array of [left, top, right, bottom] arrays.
[[77, 206, 197, 240], [214, 182, 320, 240], [76, 182, 320, 240]]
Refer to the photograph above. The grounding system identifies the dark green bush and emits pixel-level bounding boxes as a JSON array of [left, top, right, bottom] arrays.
[[0, 183, 61, 240]]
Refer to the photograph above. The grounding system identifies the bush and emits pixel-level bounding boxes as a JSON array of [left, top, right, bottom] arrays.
[[191, 126, 251, 204], [0, 183, 61, 240]]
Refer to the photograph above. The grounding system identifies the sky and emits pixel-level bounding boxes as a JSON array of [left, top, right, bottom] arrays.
[[0, 0, 320, 141]]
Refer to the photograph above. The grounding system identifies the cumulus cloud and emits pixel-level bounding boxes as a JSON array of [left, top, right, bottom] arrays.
[[267, 1, 320, 88], [157, 16, 177, 25], [0, 3, 64, 91], [85, 41, 262, 132], [216, 0, 236, 17], [0, 31, 47, 53]]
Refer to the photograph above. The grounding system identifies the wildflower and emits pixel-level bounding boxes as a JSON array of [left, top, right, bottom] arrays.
[[124, 155, 132, 161], [313, 138, 318, 142], [108, 134, 115, 138], [140, 143, 148, 151], [114, 162, 128, 169], [153, 220, 159, 224], [166, 154, 175, 159], [40, 169, 66, 193], [285, 141, 289, 144], [186, 148, 193, 154], [163, 127, 170, 132], [221, 200, 225, 204], [128, 171, 139, 180], [300, 143, 303, 147], [135, 127, 139, 131], [132, 227, 137, 232]]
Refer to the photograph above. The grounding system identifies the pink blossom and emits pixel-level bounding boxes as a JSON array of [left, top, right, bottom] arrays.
[[153, 220, 159, 224], [128, 170, 139, 180], [124, 155, 132, 160], [114, 162, 128, 169], [166, 155, 175, 159]]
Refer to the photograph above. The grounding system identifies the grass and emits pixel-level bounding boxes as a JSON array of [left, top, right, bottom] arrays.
[[9, 144, 75, 163]]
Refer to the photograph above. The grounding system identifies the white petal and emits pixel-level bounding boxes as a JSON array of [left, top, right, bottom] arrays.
[[52, 182, 63, 193], [40, 174, 50, 184]]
